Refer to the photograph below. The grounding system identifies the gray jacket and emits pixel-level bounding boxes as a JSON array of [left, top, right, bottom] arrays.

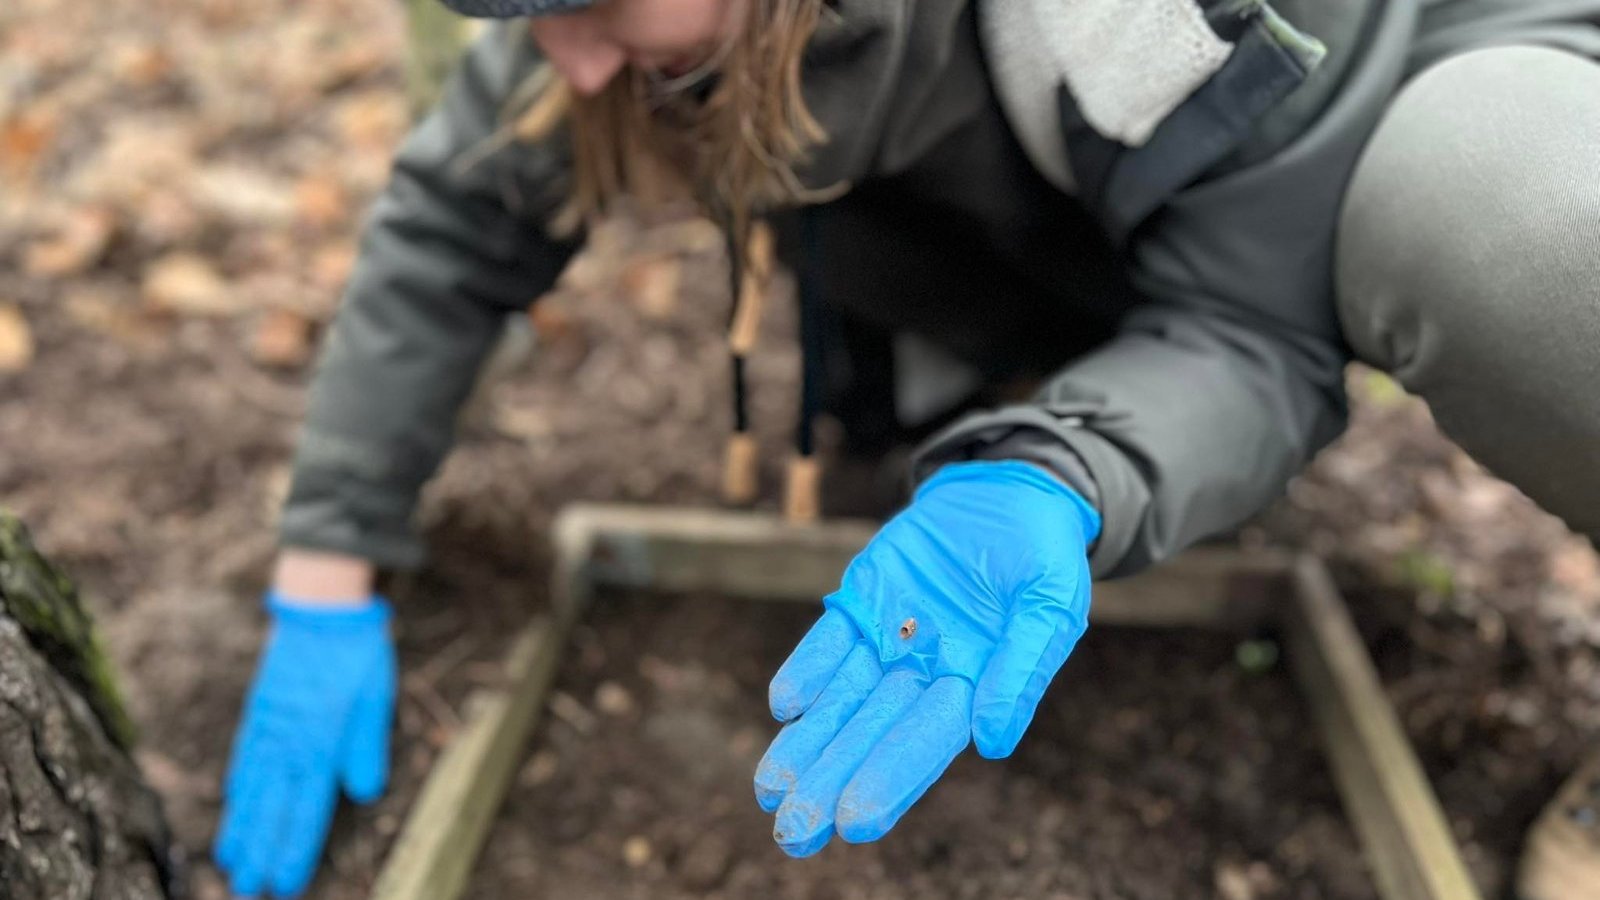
[[281, 0, 1594, 576]]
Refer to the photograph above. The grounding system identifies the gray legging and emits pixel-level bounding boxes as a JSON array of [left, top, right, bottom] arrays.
[[1337, 45, 1600, 538]]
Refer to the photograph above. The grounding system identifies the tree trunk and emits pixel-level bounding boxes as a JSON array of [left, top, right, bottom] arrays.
[[0, 512, 177, 900]]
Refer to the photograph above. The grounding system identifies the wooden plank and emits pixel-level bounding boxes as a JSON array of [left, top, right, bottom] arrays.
[[371, 615, 571, 900], [1283, 556, 1481, 900], [550, 503, 1287, 631]]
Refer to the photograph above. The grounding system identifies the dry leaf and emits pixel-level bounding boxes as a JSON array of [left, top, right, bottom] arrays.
[[293, 175, 348, 229], [193, 165, 296, 225], [646, 216, 723, 256], [315, 44, 389, 92], [529, 302, 578, 345], [113, 43, 175, 88], [23, 207, 117, 277], [334, 90, 408, 150], [311, 243, 356, 290], [1550, 537, 1600, 591], [594, 681, 635, 717], [1, 111, 55, 181], [620, 255, 680, 321], [250, 309, 314, 368], [143, 253, 235, 317], [64, 285, 171, 350], [0, 303, 35, 372]]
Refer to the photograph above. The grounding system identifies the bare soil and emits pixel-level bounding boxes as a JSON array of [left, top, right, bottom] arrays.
[[473, 594, 1371, 900]]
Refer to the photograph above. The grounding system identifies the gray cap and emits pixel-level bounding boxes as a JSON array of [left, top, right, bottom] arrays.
[[438, 0, 592, 18]]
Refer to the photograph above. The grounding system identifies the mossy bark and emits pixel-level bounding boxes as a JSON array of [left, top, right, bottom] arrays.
[[405, 0, 476, 116], [0, 512, 177, 899]]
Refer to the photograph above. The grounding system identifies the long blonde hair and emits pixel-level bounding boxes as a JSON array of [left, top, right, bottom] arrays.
[[510, 0, 831, 247]]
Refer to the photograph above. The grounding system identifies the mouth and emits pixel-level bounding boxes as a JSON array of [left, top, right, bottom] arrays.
[[658, 55, 701, 77], [633, 46, 714, 79]]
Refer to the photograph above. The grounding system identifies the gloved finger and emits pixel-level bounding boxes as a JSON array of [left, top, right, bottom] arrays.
[[772, 668, 926, 858], [971, 592, 1088, 759], [755, 641, 882, 812], [340, 676, 394, 803], [213, 755, 270, 875], [219, 765, 291, 898], [835, 675, 973, 843], [269, 766, 341, 898], [223, 704, 269, 800], [769, 607, 860, 722]]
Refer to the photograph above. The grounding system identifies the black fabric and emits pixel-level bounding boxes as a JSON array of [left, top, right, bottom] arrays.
[[437, 0, 589, 18], [1062, 3, 1322, 245]]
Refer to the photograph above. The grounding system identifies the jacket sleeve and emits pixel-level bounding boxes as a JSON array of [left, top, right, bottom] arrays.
[[911, 206, 1349, 580], [909, 17, 1416, 579], [279, 23, 578, 568]]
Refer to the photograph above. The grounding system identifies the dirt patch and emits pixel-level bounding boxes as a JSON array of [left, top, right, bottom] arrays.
[[472, 593, 1372, 900]]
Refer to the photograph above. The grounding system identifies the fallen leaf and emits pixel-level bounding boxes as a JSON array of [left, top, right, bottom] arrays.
[[143, 253, 235, 317], [1551, 537, 1600, 591], [310, 243, 356, 290], [293, 175, 349, 229], [0, 303, 35, 372], [0, 110, 55, 182], [314, 44, 390, 92], [594, 681, 635, 717], [518, 750, 560, 787], [23, 207, 117, 277], [334, 90, 408, 151], [112, 43, 175, 88], [1215, 862, 1256, 900], [645, 216, 723, 256], [64, 285, 171, 350], [250, 309, 314, 368], [528, 302, 578, 344], [620, 255, 680, 321], [192, 165, 296, 226]]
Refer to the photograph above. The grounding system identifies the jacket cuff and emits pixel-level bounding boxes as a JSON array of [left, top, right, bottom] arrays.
[[909, 405, 1150, 580], [277, 429, 431, 570]]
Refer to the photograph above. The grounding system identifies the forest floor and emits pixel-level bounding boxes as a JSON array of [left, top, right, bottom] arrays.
[[2, 0, 1597, 897]]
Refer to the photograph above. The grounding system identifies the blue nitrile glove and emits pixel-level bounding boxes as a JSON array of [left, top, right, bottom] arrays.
[[215, 593, 396, 898], [754, 460, 1099, 857]]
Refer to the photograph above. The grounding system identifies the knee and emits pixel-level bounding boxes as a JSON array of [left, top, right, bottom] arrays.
[[1335, 46, 1600, 378]]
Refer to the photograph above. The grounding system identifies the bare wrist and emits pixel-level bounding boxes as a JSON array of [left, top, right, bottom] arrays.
[[272, 549, 376, 604]]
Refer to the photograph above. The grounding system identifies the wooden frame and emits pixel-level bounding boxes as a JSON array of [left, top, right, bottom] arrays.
[[372, 504, 1482, 900]]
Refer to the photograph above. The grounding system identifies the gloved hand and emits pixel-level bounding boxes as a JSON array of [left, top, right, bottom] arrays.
[[754, 460, 1099, 857], [215, 593, 396, 898]]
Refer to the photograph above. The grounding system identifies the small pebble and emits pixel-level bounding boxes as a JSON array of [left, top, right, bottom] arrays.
[[595, 681, 636, 717], [623, 835, 652, 868], [520, 750, 560, 787]]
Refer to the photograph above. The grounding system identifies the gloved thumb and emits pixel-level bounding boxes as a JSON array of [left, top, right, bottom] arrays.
[[340, 673, 394, 803], [970, 593, 1087, 759]]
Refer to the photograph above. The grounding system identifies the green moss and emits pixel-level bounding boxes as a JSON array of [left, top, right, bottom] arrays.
[[1234, 638, 1281, 675], [0, 512, 138, 750], [1395, 548, 1456, 601]]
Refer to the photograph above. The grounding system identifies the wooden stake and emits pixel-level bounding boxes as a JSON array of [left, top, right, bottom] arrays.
[[722, 433, 759, 505], [783, 455, 822, 524]]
